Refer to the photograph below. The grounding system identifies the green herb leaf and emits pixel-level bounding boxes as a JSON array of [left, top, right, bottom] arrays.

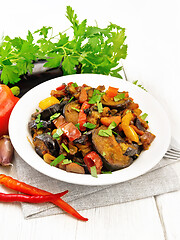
[[62, 159, 72, 165], [102, 152, 106, 156], [53, 128, 64, 140], [75, 123, 80, 130], [98, 129, 112, 137], [114, 93, 125, 102], [37, 122, 44, 129], [0, 6, 127, 85], [50, 154, 65, 166], [50, 113, 61, 121], [140, 113, 148, 120], [35, 114, 41, 123], [108, 121, 117, 130], [97, 101, 103, 113], [90, 166, 98, 178], [83, 122, 96, 129], [88, 89, 104, 104], [61, 143, 70, 153], [72, 82, 78, 88]]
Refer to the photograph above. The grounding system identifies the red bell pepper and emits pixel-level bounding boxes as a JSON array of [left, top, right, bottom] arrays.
[[0, 85, 19, 136], [83, 151, 103, 174], [78, 101, 91, 131], [56, 83, 66, 91]]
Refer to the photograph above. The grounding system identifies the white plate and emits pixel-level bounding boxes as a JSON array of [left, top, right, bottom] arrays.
[[9, 74, 171, 186]]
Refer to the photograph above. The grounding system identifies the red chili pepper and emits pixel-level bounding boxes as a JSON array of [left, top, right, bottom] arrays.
[[78, 101, 91, 131], [0, 85, 19, 136], [56, 84, 66, 91], [106, 86, 119, 98], [84, 151, 103, 174], [0, 191, 68, 203], [0, 174, 88, 221]]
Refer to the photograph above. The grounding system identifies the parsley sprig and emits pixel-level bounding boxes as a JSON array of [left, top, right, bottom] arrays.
[[0, 6, 127, 85]]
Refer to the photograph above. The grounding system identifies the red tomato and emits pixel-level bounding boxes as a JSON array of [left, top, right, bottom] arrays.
[[62, 122, 81, 142], [53, 115, 81, 141]]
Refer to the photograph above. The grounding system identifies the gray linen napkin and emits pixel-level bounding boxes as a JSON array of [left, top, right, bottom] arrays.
[[14, 151, 180, 219]]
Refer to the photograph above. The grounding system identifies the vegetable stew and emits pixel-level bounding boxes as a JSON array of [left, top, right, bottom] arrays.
[[28, 82, 155, 177]]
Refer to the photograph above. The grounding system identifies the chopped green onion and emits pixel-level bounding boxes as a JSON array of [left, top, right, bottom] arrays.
[[83, 122, 96, 129], [75, 123, 80, 130], [74, 162, 83, 166], [46, 132, 51, 135], [68, 96, 74, 103], [108, 121, 117, 130], [97, 101, 103, 113], [112, 130, 118, 135], [59, 97, 64, 103], [53, 128, 64, 140], [50, 154, 65, 166], [72, 82, 78, 88], [98, 129, 112, 137], [50, 112, 61, 121], [102, 152, 106, 156], [101, 171, 112, 174], [35, 114, 41, 123], [71, 107, 80, 112], [62, 159, 72, 165], [61, 143, 70, 153], [37, 121, 44, 129], [141, 113, 148, 120], [90, 166, 98, 178], [114, 93, 125, 102], [83, 131, 88, 134]]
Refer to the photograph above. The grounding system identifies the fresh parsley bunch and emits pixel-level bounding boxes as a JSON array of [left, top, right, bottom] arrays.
[[0, 6, 127, 85]]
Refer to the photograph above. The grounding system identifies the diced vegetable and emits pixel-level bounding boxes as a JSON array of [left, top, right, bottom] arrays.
[[39, 97, 60, 110]]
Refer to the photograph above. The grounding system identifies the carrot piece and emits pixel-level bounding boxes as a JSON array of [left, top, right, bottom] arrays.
[[106, 86, 119, 98], [0, 174, 88, 221], [100, 116, 121, 127]]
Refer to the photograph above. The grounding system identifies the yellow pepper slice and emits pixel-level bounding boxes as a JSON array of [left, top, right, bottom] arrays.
[[39, 96, 60, 110], [121, 112, 139, 143]]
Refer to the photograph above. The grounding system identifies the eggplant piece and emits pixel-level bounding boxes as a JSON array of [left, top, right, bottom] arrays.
[[140, 131, 156, 150], [101, 98, 131, 110], [40, 102, 68, 120], [92, 126, 132, 171], [63, 101, 80, 125], [135, 117, 146, 132], [73, 135, 89, 145], [33, 133, 60, 157], [28, 120, 53, 136]]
